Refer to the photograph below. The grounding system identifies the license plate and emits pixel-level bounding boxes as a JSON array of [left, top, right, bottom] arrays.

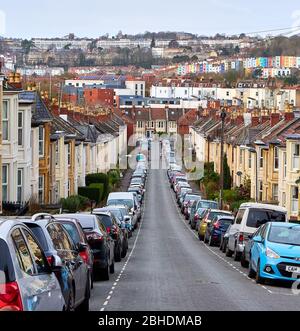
[[286, 266, 300, 273]]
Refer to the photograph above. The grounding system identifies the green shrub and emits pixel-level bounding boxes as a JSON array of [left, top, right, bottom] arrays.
[[223, 190, 239, 204], [89, 183, 104, 202], [85, 173, 109, 198], [60, 195, 89, 213], [108, 169, 121, 187], [78, 186, 102, 204]]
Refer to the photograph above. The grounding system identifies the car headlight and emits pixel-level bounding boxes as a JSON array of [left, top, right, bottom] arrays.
[[266, 247, 280, 259]]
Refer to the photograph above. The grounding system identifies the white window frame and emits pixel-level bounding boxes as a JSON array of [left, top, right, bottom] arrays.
[[272, 184, 278, 201], [2, 165, 8, 202], [274, 146, 279, 171], [55, 141, 59, 166], [38, 175, 44, 204], [17, 169, 23, 202], [67, 143, 71, 166], [38, 126, 45, 158], [18, 111, 24, 147], [292, 143, 300, 170], [283, 151, 287, 178], [2, 100, 9, 141], [291, 186, 299, 214]]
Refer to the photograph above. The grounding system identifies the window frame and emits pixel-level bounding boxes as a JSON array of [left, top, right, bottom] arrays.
[[2, 100, 9, 141], [17, 168, 23, 202], [17, 110, 24, 147], [2, 164, 8, 202], [38, 126, 45, 158]]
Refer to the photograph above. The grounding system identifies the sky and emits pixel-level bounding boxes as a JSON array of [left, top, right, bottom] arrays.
[[0, 0, 300, 38]]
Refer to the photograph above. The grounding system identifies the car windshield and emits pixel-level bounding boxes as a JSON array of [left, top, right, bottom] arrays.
[[108, 199, 133, 209], [246, 209, 286, 228], [109, 210, 122, 221], [198, 201, 218, 209], [268, 225, 300, 246]]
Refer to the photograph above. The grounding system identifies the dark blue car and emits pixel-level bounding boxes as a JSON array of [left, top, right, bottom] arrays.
[[204, 215, 234, 246]]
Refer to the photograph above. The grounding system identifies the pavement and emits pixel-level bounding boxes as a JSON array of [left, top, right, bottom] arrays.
[[90, 170, 300, 311]]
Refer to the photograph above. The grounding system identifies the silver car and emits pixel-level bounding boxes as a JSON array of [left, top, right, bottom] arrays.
[[0, 219, 65, 311]]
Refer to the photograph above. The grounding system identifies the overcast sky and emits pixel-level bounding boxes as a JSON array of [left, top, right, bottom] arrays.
[[1, 0, 300, 38]]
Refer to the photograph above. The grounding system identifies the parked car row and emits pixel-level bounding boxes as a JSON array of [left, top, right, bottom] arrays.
[[0, 163, 147, 311], [168, 152, 300, 286]]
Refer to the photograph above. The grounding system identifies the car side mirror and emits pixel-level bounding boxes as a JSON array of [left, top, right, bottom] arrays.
[[253, 235, 263, 244], [77, 242, 88, 253]]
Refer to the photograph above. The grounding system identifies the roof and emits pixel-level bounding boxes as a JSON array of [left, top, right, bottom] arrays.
[[239, 202, 287, 213], [151, 108, 167, 120]]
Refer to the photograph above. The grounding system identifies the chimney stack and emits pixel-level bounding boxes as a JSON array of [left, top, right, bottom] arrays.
[[284, 103, 294, 122], [270, 107, 281, 127], [251, 110, 260, 127]]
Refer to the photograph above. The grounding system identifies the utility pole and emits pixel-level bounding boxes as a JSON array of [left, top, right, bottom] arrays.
[[219, 108, 227, 210]]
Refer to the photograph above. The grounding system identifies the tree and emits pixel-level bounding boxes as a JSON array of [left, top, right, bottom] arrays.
[[21, 39, 35, 54], [168, 40, 179, 48], [223, 154, 232, 190], [151, 36, 156, 48]]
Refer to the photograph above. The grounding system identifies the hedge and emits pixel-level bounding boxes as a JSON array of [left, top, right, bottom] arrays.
[[78, 186, 102, 204], [89, 183, 104, 202], [108, 169, 121, 187], [85, 173, 109, 198], [60, 195, 89, 213]]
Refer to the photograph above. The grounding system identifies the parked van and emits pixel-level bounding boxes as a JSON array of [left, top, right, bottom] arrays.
[[107, 192, 140, 228], [226, 203, 287, 261]]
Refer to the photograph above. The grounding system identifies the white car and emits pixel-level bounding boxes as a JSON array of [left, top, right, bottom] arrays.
[[226, 203, 287, 261]]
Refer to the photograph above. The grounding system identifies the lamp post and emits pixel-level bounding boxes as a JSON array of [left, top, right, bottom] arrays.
[[219, 108, 227, 210]]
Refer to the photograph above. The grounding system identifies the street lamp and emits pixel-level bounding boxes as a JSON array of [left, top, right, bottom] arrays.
[[219, 108, 227, 210]]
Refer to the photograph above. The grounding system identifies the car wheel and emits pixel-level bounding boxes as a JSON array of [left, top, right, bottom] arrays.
[[191, 222, 195, 230], [76, 277, 90, 311], [101, 262, 110, 281], [91, 272, 94, 290], [198, 233, 204, 241], [109, 260, 115, 274], [226, 245, 233, 257], [233, 247, 241, 261], [248, 257, 256, 278], [255, 260, 265, 284], [241, 251, 249, 268], [222, 240, 227, 253], [204, 233, 209, 244], [209, 236, 214, 246], [115, 244, 122, 262], [121, 245, 127, 258], [65, 287, 75, 311]]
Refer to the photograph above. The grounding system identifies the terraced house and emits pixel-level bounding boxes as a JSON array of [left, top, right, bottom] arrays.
[[0, 74, 127, 215], [191, 103, 300, 221]]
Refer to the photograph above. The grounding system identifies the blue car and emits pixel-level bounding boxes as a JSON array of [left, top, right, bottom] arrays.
[[248, 222, 300, 284]]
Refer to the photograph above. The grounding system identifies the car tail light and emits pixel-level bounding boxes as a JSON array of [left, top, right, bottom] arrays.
[[203, 215, 209, 223], [79, 250, 89, 264], [112, 226, 118, 234], [214, 221, 220, 229], [86, 232, 103, 241], [0, 282, 23, 311], [106, 227, 111, 234], [238, 233, 244, 243], [194, 214, 199, 221], [47, 255, 54, 266]]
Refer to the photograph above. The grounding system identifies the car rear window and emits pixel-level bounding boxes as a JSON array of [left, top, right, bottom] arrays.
[[61, 223, 81, 245], [108, 199, 133, 209], [0, 239, 15, 283], [25, 224, 49, 251], [185, 195, 200, 202], [208, 212, 230, 221], [198, 201, 218, 209], [97, 215, 112, 228], [70, 216, 95, 230], [219, 219, 233, 229], [246, 209, 286, 228]]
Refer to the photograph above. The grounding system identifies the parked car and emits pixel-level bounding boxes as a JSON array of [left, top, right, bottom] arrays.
[[93, 209, 128, 259], [204, 215, 235, 246], [59, 213, 114, 281], [53, 216, 94, 289], [226, 203, 287, 261], [0, 219, 65, 311], [220, 224, 232, 253], [198, 210, 233, 241], [21, 214, 90, 311], [248, 222, 300, 284], [107, 192, 140, 227], [193, 208, 209, 231], [190, 200, 219, 228], [181, 194, 201, 217]]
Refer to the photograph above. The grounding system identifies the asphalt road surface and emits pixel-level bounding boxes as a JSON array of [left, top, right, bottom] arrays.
[[90, 170, 300, 311]]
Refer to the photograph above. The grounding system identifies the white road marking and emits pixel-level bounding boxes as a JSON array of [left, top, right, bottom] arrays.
[[99, 178, 148, 311], [167, 175, 276, 295]]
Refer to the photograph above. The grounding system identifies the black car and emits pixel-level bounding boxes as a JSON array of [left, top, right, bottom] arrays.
[[59, 213, 115, 281], [54, 216, 94, 289], [22, 214, 90, 311], [93, 211, 124, 262], [94, 207, 128, 258]]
